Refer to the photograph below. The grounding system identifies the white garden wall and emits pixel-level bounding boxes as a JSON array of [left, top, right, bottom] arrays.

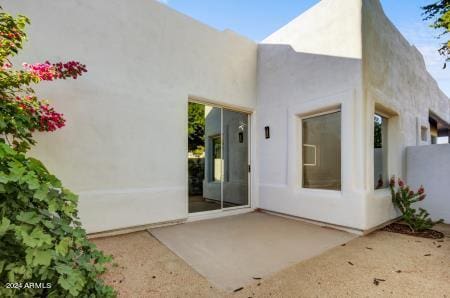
[[406, 145, 450, 223], [4, 0, 257, 233]]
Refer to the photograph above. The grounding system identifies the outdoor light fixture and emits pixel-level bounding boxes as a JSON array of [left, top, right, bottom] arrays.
[[265, 126, 270, 139]]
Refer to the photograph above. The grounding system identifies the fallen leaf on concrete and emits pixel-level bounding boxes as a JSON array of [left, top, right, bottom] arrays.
[[366, 247, 373, 250], [234, 287, 244, 292], [424, 254, 431, 256], [348, 261, 354, 266], [252, 277, 262, 280], [373, 278, 386, 286]]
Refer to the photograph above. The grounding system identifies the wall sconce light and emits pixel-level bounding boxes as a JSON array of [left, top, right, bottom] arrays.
[[238, 132, 244, 143], [265, 126, 270, 139]]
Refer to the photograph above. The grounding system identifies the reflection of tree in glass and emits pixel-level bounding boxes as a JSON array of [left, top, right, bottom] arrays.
[[188, 103, 205, 154], [374, 115, 382, 148]]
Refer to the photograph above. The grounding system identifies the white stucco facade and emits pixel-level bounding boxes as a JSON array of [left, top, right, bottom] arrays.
[[4, 0, 448, 233], [4, 0, 258, 233]]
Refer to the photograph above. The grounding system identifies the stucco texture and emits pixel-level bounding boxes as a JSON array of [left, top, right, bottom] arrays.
[[406, 144, 450, 223], [3, 0, 449, 233], [362, 0, 450, 228], [3, 0, 257, 233]]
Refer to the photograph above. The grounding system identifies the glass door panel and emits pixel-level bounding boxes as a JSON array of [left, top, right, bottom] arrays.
[[222, 109, 249, 208], [188, 102, 249, 213], [188, 102, 222, 213]]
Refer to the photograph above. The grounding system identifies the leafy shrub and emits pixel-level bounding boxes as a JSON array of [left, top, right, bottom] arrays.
[[0, 7, 115, 297], [0, 142, 115, 297], [389, 176, 443, 232]]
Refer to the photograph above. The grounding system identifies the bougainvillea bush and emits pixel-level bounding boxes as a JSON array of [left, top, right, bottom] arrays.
[[0, 8, 115, 297], [389, 176, 443, 232]]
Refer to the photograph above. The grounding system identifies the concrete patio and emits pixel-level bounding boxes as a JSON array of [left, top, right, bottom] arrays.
[[150, 212, 355, 291], [92, 222, 450, 297]]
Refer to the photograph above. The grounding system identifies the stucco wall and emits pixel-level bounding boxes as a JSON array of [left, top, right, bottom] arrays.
[[256, 0, 367, 230], [406, 145, 450, 223], [4, 0, 257, 233], [362, 0, 450, 228], [263, 0, 363, 59]]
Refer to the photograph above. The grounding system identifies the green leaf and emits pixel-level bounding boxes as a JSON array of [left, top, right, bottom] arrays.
[[16, 211, 41, 225], [33, 185, 49, 201], [0, 172, 9, 183], [57, 268, 85, 296], [0, 217, 11, 236], [26, 248, 52, 267], [23, 172, 40, 190], [21, 227, 52, 248], [55, 238, 71, 256]]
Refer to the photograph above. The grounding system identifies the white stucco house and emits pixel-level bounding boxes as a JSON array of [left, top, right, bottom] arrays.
[[5, 0, 449, 234]]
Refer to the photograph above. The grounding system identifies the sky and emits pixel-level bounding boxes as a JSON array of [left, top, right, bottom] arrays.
[[158, 0, 449, 96]]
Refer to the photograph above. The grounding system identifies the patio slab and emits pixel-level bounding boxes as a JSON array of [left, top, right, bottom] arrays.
[[150, 211, 356, 291]]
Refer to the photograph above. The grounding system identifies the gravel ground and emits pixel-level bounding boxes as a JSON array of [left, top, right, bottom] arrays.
[[92, 224, 450, 298]]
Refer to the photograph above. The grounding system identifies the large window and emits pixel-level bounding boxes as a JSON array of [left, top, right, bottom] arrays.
[[302, 110, 341, 190], [374, 114, 388, 189]]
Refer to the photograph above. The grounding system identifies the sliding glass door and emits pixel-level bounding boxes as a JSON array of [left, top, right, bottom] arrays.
[[188, 102, 249, 214], [222, 109, 249, 209]]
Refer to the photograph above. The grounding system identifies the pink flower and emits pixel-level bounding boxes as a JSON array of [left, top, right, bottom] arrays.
[[1, 62, 12, 70], [398, 178, 404, 188], [23, 60, 87, 81], [389, 176, 396, 187], [53, 61, 87, 80], [418, 186, 425, 195], [37, 103, 65, 131], [23, 61, 55, 81]]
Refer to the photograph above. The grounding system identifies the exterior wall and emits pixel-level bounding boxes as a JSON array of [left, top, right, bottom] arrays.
[[406, 145, 450, 223], [362, 0, 450, 228], [257, 0, 367, 230], [4, 0, 257, 233], [263, 0, 363, 59]]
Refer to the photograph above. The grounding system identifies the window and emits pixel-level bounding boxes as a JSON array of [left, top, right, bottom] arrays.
[[429, 112, 449, 144], [302, 110, 341, 190], [374, 114, 388, 189], [421, 126, 428, 142], [211, 136, 222, 182]]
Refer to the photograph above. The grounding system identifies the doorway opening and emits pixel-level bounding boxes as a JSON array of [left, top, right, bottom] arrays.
[[187, 101, 250, 214]]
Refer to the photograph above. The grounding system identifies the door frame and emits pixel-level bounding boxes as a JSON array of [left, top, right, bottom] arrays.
[[187, 98, 252, 217]]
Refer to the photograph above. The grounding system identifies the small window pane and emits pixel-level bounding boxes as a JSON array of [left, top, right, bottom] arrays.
[[211, 136, 222, 182], [374, 114, 388, 189], [302, 111, 341, 190]]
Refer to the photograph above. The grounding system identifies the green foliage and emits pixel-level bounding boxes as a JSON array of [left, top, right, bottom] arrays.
[[0, 8, 29, 62], [0, 142, 115, 297], [423, 0, 450, 68], [374, 116, 382, 148], [389, 176, 443, 232], [0, 8, 116, 297], [188, 102, 205, 154]]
